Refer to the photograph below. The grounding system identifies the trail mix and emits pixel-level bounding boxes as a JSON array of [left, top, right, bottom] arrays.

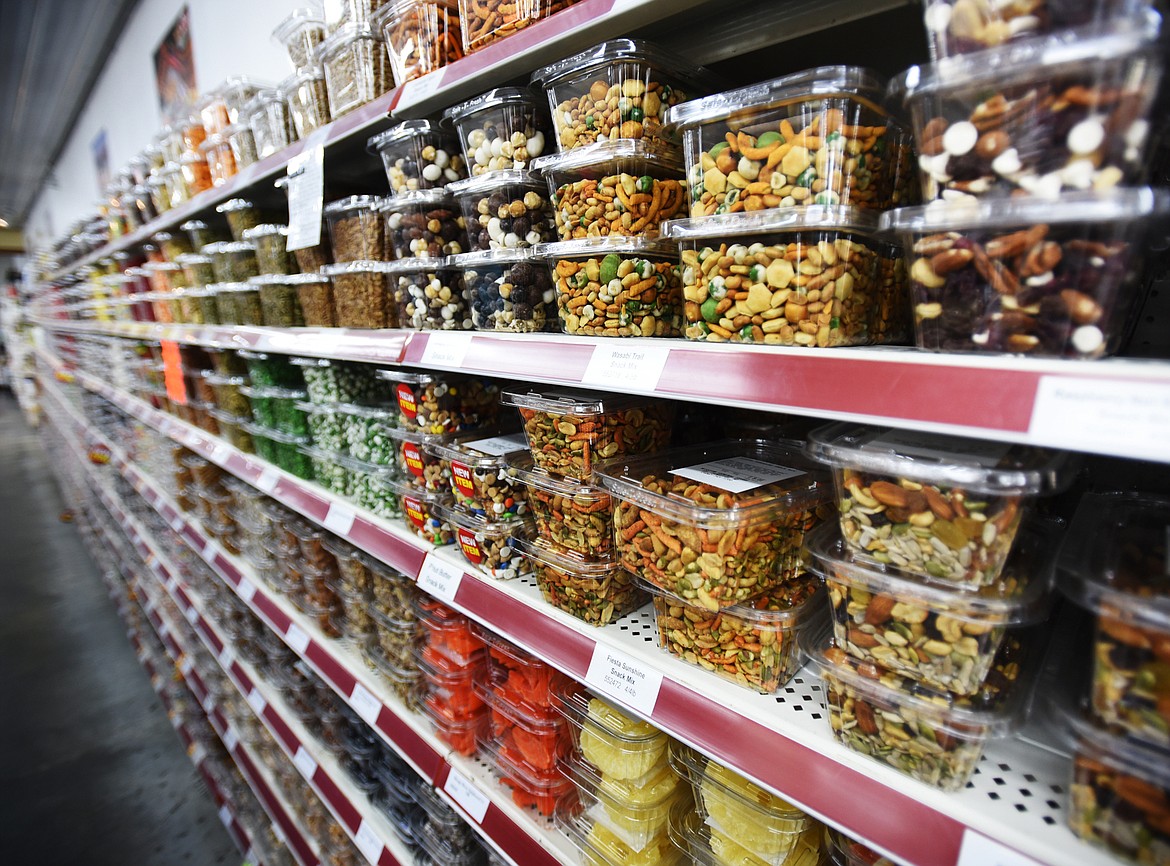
[[552, 76, 690, 151], [517, 402, 673, 480], [1068, 748, 1170, 865], [553, 251, 682, 337], [532, 560, 643, 626], [464, 255, 556, 332], [523, 473, 611, 559], [551, 172, 686, 240]]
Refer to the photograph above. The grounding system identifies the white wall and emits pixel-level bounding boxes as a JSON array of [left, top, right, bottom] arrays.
[[26, 0, 299, 252]]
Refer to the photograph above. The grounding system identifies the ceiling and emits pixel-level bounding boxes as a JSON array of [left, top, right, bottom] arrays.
[[0, 0, 142, 231]]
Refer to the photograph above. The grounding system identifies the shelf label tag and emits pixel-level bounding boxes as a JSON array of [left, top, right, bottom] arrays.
[[223, 727, 239, 751], [247, 687, 267, 715], [219, 646, 236, 669], [286, 623, 311, 654], [180, 657, 194, 676], [270, 822, 285, 845], [286, 128, 329, 251], [1029, 375, 1170, 463], [956, 830, 1043, 866], [185, 606, 199, 625], [293, 746, 318, 780], [585, 643, 663, 717], [353, 818, 383, 864], [203, 537, 225, 563], [323, 502, 356, 536], [582, 344, 669, 391], [211, 443, 231, 464], [417, 552, 462, 603], [402, 68, 445, 105], [350, 682, 382, 726], [420, 331, 472, 368], [218, 805, 232, 827], [256, 467, 280, 493], [170, 514, 185, 532], [190, 744, 207, 766], [237, 579, 257, 603], [444, 767, 490, 823]]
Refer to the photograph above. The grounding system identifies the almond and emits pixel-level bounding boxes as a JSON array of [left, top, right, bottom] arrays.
[[865, 595, 896, 626], [924, 487, 956, 521], [848, 627, 882, 649], [855, 701, 880, 735], [931, 247, 974, 275], [869, 480, 909, 508]]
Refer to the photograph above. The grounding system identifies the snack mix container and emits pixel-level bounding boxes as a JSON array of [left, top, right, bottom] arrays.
[[437, 504, 532, 579], [667, 66, 898, 218], [283, 67, 333, 137], [381, 189, 468, 258], [373, 0, 463, 87], [501, 387, 674, 481], [880, 188, 1169, 358], [597, 439, 833, 610], [388, 257, 473, 329], [459, 0, 579, 53], [318, 24, 393, 117], [242, 224, 296, 275], [668, 797, 824, 866], [325, 195, 386, 262], [806, 423, 1073, 588], [272, 7, 326, 70], [442, 87, 551, 176], [424, 431, 529, 519], [452, 248, 557, 332], [505, 449, 611, 558], [378, 368, 500, 434], [895, 15, 1162, 202], [449, 170, 556, 251], [384, 424, 452, 491], [1059, 491, 1170, 750], [515, 529, 645, 626], [666, 206, 887, 346], [321, 260, 397, 328], [367, 120, 467, 193]]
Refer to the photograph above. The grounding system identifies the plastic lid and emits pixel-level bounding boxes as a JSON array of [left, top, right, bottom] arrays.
[[531, 38, 716, 91], [198, 135, 231, 154], [375, 368, 465, 385], [501, 385, 664, 416], [279, 66, 326, 92], [665, 66, 890, 132], [425, 431, 527, 465], [557, 801, 683, 866], [534, 236, 677, 259], [1058, 491, 1170, 632], [669, 743, 806, 816], [379, 187, 458, 212], [479, 732, 575, 793], [239, 420, 310, 445], [323, 194, 382, 216], [318, 23, 382, 62], [382, 256, 459, 274], [665, 205, 880, 241], [551, 680, 664, 747], [1063, 702, 1170, 792], [805, 423, 1075, 496], [366, 119, 447, 153], [272, 7, 324, 43], [442, 86, 540, 124], [285, 272, 329, 284], [320, 260, 394, 276], [239, 384, 307, 399], [200, 371, 247, 385], [446, 169, 544, 197], [248, 273, 300, 286], [215, 198, 256, 213], [513, 527, 624, 578], [880, 188, 1170, 233], [639, 571, 823, 627], [144, 261, 182, 272], [433, 501, 529, 538], [175, 253, 213, 265], [530, 139, 683, 177], [241, 224, 289, 240]]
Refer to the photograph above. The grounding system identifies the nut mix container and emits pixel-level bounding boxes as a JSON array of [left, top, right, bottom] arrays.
[[805, 520, 1053, 696], [454, 248, 557, 332], [367, 120, 467, 194], [204, 241, 259, 283], [506, 450, 611, 559], [385, 424, 451, 490], [805, 423, 1074, 588], [273, 7, 327, 70], [224, 123, 258, 169], [880, 188, 1170, 358], [596, 439, 833, 611], [667, 66, 898, 218], [458, 0, 578, 53], [318, 24, 392, 117], [442, 87, 550, 176], [285, 273, 334, 326], [388, 257, 473, 329], [321, 260, 398, 328], [437, 504, 531, 579], [896, 15, 1163, 202], [381, 189, 468, 258], [666, 207, 887, 346], [378, 368, 499, 434], [449, 170, 555, 251], [181, 219, 228, 250], [1059, 491, 1170, 750], [515, 529, 645, 626], [667, 796, 824, 866], [397, 481, 457, 544], [215, 198, 263, 242], [531, 39, 716, 153], [246, 89, 295, 159], [533, 141, 688, 241], [250, 274, 306, 327], [538, 236, 683, 337], [325, 195, 386, 262], [424, 431, 528, 518], [372, 0, 463, 87], [176, 252, 216, 287], [283, 67, 333, 137], [242, 224, 296, 275], [641, 572, 825, 694]]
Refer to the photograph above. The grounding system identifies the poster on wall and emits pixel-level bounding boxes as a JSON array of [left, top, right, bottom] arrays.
[[154, 6, 197, 122], [91, 129, 110, 194]]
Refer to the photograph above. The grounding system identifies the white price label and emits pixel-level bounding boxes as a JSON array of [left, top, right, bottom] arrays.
[[211, 443, 231, 463], [219, 646, 236, 669], [293, 746, 317, 779], [585, 643, 663, 717], [286, 128, 329, 251], [180, 657, 194, 675], [247, 687, 267, 715], [354, 818, 383, 865], [1029, 375, 1170, 463], [323, 502, 356, 536], [286, 623, 310, 654], [671, 457, 805, 494], [203, 538, 224, 562], [420, 331, 472, 368], [956, 830, 1043, 866], [349, 682, 382, 726], [218, 805, 233, 827], [256, 467, 280, 493], [581, 344, 670, 391], [443, 767, 490, 823], [402, 68, 445, 105], [191, 744, 207, 765], [185, 606, 199, 625], [223, 727, 239, 751], [237, 579, 257, 602], [416, 552, 462, 603], [462, 433, 527, 456]]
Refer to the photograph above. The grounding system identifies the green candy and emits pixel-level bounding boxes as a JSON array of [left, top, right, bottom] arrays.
[[599, 254, 621, 284], [701, 297, 719, 323]]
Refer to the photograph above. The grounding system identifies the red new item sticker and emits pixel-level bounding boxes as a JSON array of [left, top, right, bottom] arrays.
[[450, 460, 475, 498], [402, 442, 424, 477], [457, 527, 483, 565], [396, 383, 417, 418], [403, 494, 425, 528]]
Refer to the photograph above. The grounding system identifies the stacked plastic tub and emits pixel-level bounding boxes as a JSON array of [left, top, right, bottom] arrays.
[[316, 0, 394, 118], [413, 597, 489, 754]]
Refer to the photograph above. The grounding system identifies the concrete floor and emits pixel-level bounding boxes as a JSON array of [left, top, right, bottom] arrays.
[[0, 391, 239, 866]]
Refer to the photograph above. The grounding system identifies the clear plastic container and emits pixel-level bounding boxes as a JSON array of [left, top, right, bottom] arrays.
[[805, 423, 1074, 587], [246, 89, 295, 159], [534, 141, 687, 241], [501, 387, 674, 480], [880, 188, 1170, 358], [199, 135, 238, 186], [203, 241, 259, 284], [480, 730, 577, 816], [179, 152, 212, 198], [388, 257, 473, 330], [437, 505, 531, 579], [531, 38, 716, 153], [242, 224, 296, 275], [825, 826, 896, 866], [667, 66, 897, 218], [415, 638, 485, 702], [225, 123, 258, 169], [538, 236, 683, 337], [228, 282, 266, 326], [373, 0, 463, 87], [667, 207, 887, 347], [806, 520, 1053, 695], [325, 195, 386, 262], [181, 219, 227, 251], [397, 483, 456, 544], [421, 691, 489, 755], [367, 120, 467, 193], [153, 230, 192, 260], [240, 385, 311, 435], [667, 796, 823, 866], [425, 432, 529, 519], [378, 369, 500, 434], [385, 424, 453, 490], [291, 273, 337, 326], [321, 260, 397, 328], [250, 274, 305, 327], [449, 170, 555, 252], [283, 67, 333, 137], [176, 252, 216, 287], [238, 349, 305, 389], [204, 372, 251, 418], [293, 356, 384, 404], [1059, 491, 1170, 749], [895, 16, 1163, 202], [443, 88, 550, 176], [552, 684, 670, 780], [273, 7, 327, 69], [319, 24, 392, 116], [331, 401, 398, 464], [558, 802, 683, 866], [477, 679, 574, 770], [215, 198, 263, 242], [515, 530, 645, 626], [505, 449, 610, 558], [454, 248, 557, 332], [472, 623, 574, 719], [597, 439, 832, 610], [382, 189, 468, 258], [459, 0, 579, 53]]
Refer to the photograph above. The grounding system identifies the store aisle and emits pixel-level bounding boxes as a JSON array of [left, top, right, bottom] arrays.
[[0, 393, 239, 866]]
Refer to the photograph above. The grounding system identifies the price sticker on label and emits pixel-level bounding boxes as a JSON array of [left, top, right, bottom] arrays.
[[286, 623, 310, 654], [956, 830, 1043, 866], [219, 646, 236, 669], [581, 343, 670, 391], [671, 457, 805, 495], [585, 643, 663, 717], [350, 681, 382, 726], [443, 767, 491, 823], [237, 579, 257, 603], [255, 467, 280, 493], [247, 687, 267, 715], [323, 502, 356, 535], [420, 331, 472, 368], [417, 552, 462, 602], [203, 538, 224, 563], [293, 745, 318, 779], [223, 727, 239, 751], [185, 606, 199, 625], [211, 443, 231, 464], [353, 818, 383, 864]]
